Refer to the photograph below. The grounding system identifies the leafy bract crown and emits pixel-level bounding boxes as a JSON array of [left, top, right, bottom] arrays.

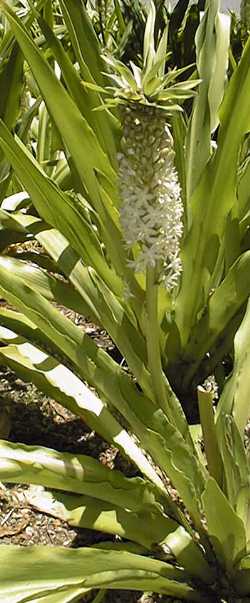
[[103, 0, 200, 113]]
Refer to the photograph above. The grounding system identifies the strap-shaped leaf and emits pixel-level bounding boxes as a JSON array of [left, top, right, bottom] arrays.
[[24, 486, 213, 582], [238, 158, 250, 224], [37, 15, 117, 165], [171, 112, 187, 206], [135, 418, 206, 530], [0, 206, 27, 233], [0, 33, 24, 200], [0, 40, 23, 132], [202, 477, 247, 571], [0, 2, 115, 198], [0, 290, 205, 528], [0, 331, 211, 576], [25, 488, 173, 550], [89, 268, 154, 399], [58, 0, 107, 89], [216, 298, 250, 437], [0, 339, 164, 492], [0, 254, 161, 441], [0, 305, 205, 527], [0, 438, 164, 516], [176, 33, 250, 348], [186, 0, 230, 201], [0, 255, 95, 320], [143, 0, 156, 71], [0, 210, 105, 324], [0, 440, 180, 553], [218, 414, 250, 550], [0, 545, 211, 602], [0, 255, 122, 386], [0, 3, 127, 282], [218, 415, 249, 509], [182, 251, 250, 386], [0, 211, 193, 446], [0, 307, 67, 365], [0, 124, 122, 294], [24, 586, 92, 603]]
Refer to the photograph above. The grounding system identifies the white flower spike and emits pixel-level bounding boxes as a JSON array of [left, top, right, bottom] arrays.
[[119, 104, 183, 291]]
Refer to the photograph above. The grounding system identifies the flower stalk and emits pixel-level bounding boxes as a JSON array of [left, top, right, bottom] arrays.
[[146, 264, 168, 409]]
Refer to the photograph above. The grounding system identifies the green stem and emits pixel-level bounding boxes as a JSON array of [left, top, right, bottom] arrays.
[[146, 266, 168, 409]]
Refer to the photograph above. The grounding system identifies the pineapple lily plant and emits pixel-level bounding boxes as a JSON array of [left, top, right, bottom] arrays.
[[0, 0, 250, 601]]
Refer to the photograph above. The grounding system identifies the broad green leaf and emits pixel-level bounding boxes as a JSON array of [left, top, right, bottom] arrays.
[[216, 297, 250, 437], [0, 339, 164, 492], [0, 38, 23, 200], [0, 253, 156, 439], [24, 486, 213, 582], [0, 209, 186, 441], [171, 112, 187, 208], [0, 285, 204, 528], [202, 477, 246, 570], [224, 209, 241, 273], [182, 251, 250, 385], [89, 268, 154, 399], [0, 255, 95, 319], [0, 311, 204, 530], [0, 210, 106, 323], [58, 0, 107, 89], [1, 191, 30, 211], [162, 524, 214, 584], [0, 255, 121, 386], [37, 15, 117, 165], [143, 0, 156, 72], [12, 483, 178, 550], [135, 417, 206, 530], [36, 101, 57, 171], [0, 307, 64, 359], [26, 586, 92, 603], [0, 121, 123, 295], [176, 33, 250, 348], [186, 1, 230, 201], [238, 158, 250, 223], [0, 2, 118, 212], [0, 211, 192, 449], [0, 208, 27, 233], [0, 545, 211, 601], [0, 438, 165, 515], [218, 415, 249, 510], [0, 42, 23, 129]]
